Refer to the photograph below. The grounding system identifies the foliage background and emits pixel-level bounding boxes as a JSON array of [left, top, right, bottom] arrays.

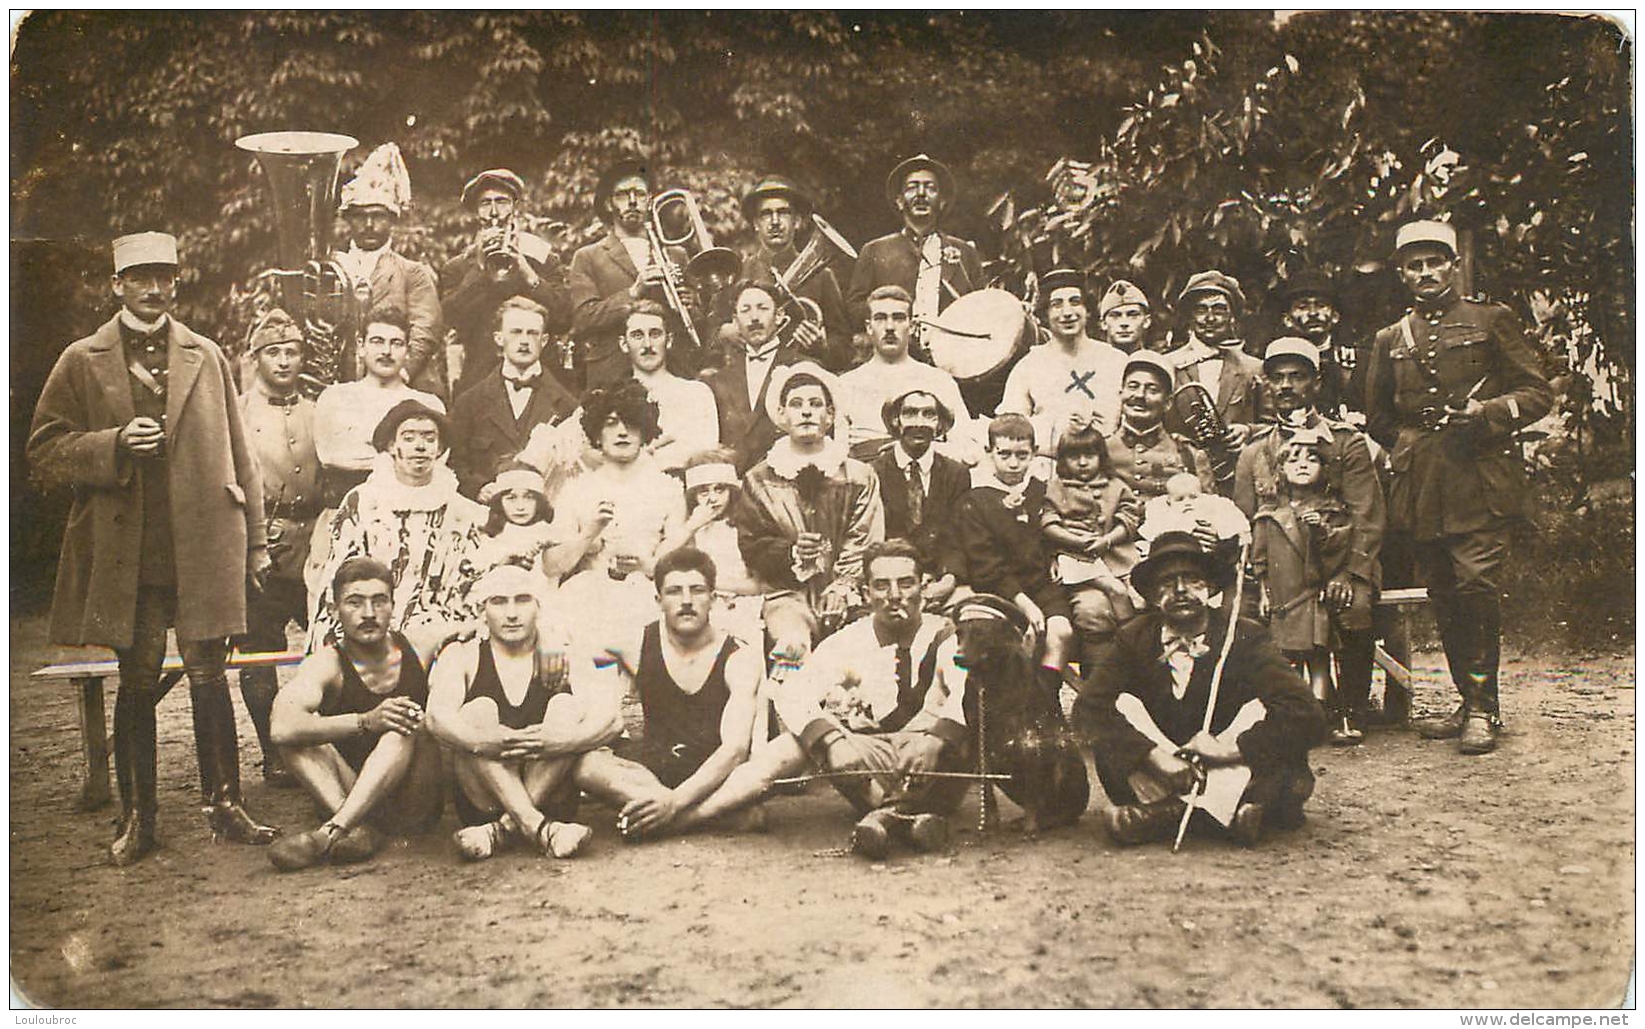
[[9, 11, 1633, 647]]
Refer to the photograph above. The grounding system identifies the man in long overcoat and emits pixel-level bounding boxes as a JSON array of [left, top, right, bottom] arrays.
[[28, 231, 278, 864]]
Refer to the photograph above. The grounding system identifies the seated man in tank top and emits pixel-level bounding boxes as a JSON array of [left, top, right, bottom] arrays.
[[570, 547, 772, 840], [425, 563, 618, 861], [266, 557, 445, 872]]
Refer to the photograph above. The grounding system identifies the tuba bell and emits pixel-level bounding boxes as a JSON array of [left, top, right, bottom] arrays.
[[771, 213, 858, 348], [235, 131, 360, 397]]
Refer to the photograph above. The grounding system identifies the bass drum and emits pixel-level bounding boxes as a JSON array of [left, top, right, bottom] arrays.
[[924, 288, 1034, 382]]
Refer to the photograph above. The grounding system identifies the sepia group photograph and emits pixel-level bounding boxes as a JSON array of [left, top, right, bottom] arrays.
[[7, 9, 1635, 1013]]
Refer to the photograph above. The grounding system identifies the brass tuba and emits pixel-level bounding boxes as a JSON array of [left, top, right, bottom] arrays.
[[771, 213, 858, 348], [235, 131, 360, 397], [1171, 381, 1239, 488]]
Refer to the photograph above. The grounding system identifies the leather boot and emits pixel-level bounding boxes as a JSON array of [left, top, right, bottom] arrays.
[[239, 668, 293, 787], [110, 686, 159, 865], [1415, 701, 1470, 739], [191, 681, 279, 845]]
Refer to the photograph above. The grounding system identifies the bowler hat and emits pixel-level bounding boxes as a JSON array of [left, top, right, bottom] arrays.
[[372, 399, 450, 454], [461, 169, 527, 208], [1279, 267, 1340, 306], [884, 153, 956, 209], [880, 388, 956, 435], [1131, 530, 1229, 600], [742, 176, 812, 225]]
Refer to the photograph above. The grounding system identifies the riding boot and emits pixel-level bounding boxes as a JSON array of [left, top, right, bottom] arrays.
[[1465, 591, 1504, 723], [191, 680, 279, 845], [110, 686, 159, 865], [1427, 590, 1476, 704], [238, 667, 292, 786]]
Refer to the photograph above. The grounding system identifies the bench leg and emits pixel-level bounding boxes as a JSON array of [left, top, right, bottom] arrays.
[[72, 676, 111, 811]]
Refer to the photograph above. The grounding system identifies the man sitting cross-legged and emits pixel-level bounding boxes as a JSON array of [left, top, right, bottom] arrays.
[[424, 563, 615, 861], [266, 557, 444, 871], [570, 547, 774, 839]]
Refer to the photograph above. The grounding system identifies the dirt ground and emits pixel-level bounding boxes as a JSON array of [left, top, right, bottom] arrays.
[[8, 612, 1634, 1009]]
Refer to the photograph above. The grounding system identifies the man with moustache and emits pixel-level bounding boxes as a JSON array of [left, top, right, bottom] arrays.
[[620, 301, 720, 471], [698, 280, 804, 473], [568, 159, 701, 389], [838, 285, 972, 460], [448, 295, 579, 498], [870, 390, 970, 608], [999, 268, 1129, 457], [1106, 351, 1218, 503], [1363, 220, 1552, 755], [266, 557, 444, 871], [732, 176, 850, 370]]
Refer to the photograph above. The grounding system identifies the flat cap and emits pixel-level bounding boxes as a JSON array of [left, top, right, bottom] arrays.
[[112, 232, 179, 274], [461, 169, 527, 208], [1176, 269, 1247, 311]]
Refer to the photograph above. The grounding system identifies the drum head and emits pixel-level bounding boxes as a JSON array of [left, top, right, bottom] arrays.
[[926, 288, 1031, 380]]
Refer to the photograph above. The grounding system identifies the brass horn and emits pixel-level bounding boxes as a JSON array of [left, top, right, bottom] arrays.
[[235, 131, 360, 397], [772, 213, 858, 348]]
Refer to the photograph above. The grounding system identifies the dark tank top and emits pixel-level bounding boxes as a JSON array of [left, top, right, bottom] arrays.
[[319, 632, 429, 717], [464, 639, 566, 731], [636, 622, 737, 758]]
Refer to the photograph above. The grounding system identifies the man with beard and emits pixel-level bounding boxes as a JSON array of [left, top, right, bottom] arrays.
[[999, 268, 1128, 457], [29, 231, 276, 864], [266, 557, 444, 870], [1106, 351, 1217, 504], [448, 295, 579, 499], [838, 285, 973, 461], [440, 169, 573, 398], [1096, 279, 1154, 355], [1076, 532, 1325, 847], [1279, 268, 1364, 420], [568, 159, 701, 389], [1364, 220, 1552, 755], [699, 281, 805, 472], [333, 143, 445, 397], [869, 390, 970, 608], [310, 400, 486, 662], [846, 155, 983, 351], [1233, 338, 1385, 744], [730, 176, 849, 370], [425, 563, 605, 861], [569, 547, 773, 839], [620, 301, 720, 471], [1164, 270, 1267, 450]]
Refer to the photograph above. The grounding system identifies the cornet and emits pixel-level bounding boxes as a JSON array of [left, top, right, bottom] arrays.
[[479, 213, 519, 275]]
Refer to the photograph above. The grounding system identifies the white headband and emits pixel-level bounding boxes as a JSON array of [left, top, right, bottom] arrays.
[[479, 467, 547, 505], [685, 462, 739, 491]]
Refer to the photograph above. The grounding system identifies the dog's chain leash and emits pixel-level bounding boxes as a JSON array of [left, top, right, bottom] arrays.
[[977, 682, 997, 833]]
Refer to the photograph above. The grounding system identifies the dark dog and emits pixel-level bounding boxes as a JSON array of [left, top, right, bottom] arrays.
[[957, 615, 1089, 833]]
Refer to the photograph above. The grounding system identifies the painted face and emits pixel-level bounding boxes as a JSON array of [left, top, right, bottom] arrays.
[[754, 196, 798, 252], [782, 383, 834, 446], [867, 297, 913, 360], [898, 169, 942, 223], [622, 312, 670, 374], [1101, 304, 1151, 349], [1188, 292, 1236, 345], [1281, 446, 1325, 488], [893, 392, 943, 457], [343, 204, 396, 251], [336, 578, 393, 646], [598, 412, 641, 463], [482, 590, 540, 646], [500, 488, 541, 526], [495, 307, 547, 371], [475, 187, 517, 227], [987, 435, 1034, 486], [255, 341, 303, 393], [112, 265, 177, 322], [1283, 294, 1339, 343], [1397, 245, 1458, 305], [362, 321, 410, 383], [1265, 358, 1319, 417], [608, 175, 650, 233], [866, 554, 923, 631], [1046, 287, 1088, 341], [1152, 563, 1212, 621], [389, 416, 441, 484], [1121, 369, 1171, 426], [657, 568, 712, 638], [690, 482, 733, 520], [733, 286, 777, 348]]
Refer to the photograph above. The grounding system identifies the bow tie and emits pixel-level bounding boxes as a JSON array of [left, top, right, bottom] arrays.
[[1160, 631, 1210, 662], [505, 375, 540, 391], [746, 346, 780, 364]]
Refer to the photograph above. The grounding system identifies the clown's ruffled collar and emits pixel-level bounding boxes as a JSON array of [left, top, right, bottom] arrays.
[[358, 453, 463, 513], [765, 436, 849, 481]]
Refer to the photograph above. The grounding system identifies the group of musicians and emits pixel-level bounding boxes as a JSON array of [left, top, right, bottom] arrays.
[[28, 145, 1553, 869]]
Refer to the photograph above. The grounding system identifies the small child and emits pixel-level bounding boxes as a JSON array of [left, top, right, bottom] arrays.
[[952, 414, 1076, 692], [1039, 425, 1141, 661], [1139, 471, 1250, 545], [679, 448, 764, 648], [1250, 430, 1368, 744], [472, 462, 558, 574]]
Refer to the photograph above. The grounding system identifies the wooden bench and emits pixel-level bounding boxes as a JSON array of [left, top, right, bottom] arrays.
[[1374, 587, 1429, 719], [31, 649, 307, 811]]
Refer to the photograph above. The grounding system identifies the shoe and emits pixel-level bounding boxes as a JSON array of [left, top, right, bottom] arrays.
[[1102, 801, 1185, 846], [537, 820, 592, 859], [110, 809, 158, 867], [1229, 802, 1265, 847], [207, 797, 281, 845], [194, 681, 279, 845], [1458, 712, 1498, 755], [268, 824, 343, 872], [455, 819, 509, 862], [1329, 716, 1364, 747], [851, 808, 897, 860], [328, 824, 382, 865], [1415, 702, 1470, 740], [906, 813, 950, 853]]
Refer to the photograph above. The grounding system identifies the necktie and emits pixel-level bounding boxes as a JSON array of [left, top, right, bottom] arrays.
[[906, 461, 925, 527], [895, 645, 913, 703]]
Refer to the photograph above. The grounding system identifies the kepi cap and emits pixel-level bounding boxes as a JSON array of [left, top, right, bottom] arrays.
[[1098, 279, 1151, 318], [1279, 267, 1340, 306], [1262, 336, 1320, 372], [1123, 349, 1176, 387], [1394, 219, 1458, 257], [112, 232, 179, 274]]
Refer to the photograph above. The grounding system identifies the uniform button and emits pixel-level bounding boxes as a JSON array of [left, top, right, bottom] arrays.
[[1428, 387, 1439, 394], [294, 495, 303, 503], [1428, 334, 1438, 342], [292, 466, 301, 473]]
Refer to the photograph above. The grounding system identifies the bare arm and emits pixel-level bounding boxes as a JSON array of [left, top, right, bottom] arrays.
[[269, 651, 354, 747], [423, 642, 509, 756]]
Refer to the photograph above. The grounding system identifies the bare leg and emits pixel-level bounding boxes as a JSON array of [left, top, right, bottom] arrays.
[[329, 731, 420, 831], [574, 748, 670, 809], [673, 734, 808, 829], [281, 743, 359, 814]]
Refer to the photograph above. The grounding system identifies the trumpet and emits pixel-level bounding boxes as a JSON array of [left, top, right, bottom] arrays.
[[480, 213, 519, 275], [647, 189, 742, 351], [1171, 382, 1239, 488], [771, 213, 858, 348]]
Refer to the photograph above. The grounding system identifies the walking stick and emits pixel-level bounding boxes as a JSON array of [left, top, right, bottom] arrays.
[[1172, 540, 1249, 854]]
